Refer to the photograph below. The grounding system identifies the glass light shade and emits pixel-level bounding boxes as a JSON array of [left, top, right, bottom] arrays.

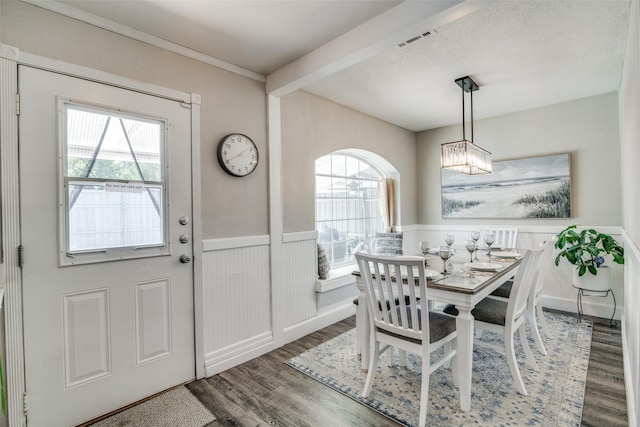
[[441, 140, 492, 174]]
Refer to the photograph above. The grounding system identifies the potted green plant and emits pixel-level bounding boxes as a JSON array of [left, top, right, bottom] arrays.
[[554, 225, 624, 291]]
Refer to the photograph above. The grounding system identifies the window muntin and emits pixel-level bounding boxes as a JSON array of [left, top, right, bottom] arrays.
[[61, 102, 167, 263], [315, 154, 384, 268]]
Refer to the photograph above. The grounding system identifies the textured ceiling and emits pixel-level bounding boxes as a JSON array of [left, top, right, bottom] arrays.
[[303, 0, 630, 131], [44, 0, 630, 132]]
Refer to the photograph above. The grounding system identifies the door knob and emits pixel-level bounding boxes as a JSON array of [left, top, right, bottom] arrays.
[[179, 254, 191, 264]]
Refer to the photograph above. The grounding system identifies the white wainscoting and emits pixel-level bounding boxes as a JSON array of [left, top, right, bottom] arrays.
[[202, 236, 273, 376], [281, 234, 317, 327], [622, 229, 640, 427], [412, 224, 624, 321], [281, 231, 356, 343], [201, 232, 356, 376], [200, 224, 624, 379]]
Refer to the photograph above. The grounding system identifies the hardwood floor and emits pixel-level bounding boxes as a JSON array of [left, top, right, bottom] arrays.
[[187, 311, 628, 426], [577, 313, 628, 426]]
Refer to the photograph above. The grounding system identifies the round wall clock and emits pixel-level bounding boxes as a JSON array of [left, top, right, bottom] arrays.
[[216, 133, 259, 177]]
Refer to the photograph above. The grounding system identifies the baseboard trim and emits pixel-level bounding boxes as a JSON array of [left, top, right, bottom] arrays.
[[204, 332, 275, 377], [203, 305, 356, 377], [621, 320, 638, 427], [542, 294, 621, 321], [282, 303, 355, 344]]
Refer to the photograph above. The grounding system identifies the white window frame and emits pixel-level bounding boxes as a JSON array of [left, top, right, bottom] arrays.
[[57, 98, 170, 266], [315, 152, 386, 269]]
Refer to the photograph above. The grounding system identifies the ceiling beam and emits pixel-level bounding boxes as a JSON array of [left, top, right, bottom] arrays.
[[266, 0, 495, 97]]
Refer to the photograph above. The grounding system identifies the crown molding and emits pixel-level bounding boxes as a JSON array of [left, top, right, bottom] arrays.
[[21, 0, 266, 83]]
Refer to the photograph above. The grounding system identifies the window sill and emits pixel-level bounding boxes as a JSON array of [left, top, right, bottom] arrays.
[[314, 264, 357, 293]]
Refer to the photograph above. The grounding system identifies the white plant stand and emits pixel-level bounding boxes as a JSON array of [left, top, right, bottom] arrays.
[[572, 266, 617, 326]]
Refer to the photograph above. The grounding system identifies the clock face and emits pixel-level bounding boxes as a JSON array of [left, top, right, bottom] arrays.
[[217, 133, 259, 177]]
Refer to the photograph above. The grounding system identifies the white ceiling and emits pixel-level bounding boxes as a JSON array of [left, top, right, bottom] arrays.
[[42, 0, 630, 132]]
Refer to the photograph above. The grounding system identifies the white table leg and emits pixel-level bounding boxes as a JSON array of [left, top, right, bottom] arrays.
[[455, 306, 474, 412]]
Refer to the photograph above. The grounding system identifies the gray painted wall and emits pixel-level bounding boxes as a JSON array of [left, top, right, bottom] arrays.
[[1, 0, 269, 239], [281, 90, 417, 232], [416, 92, 622, 227]]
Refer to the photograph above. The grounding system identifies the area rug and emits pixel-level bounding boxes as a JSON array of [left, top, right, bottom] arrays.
[[90, 385, 215, 427], [287, 311, 592, 426]]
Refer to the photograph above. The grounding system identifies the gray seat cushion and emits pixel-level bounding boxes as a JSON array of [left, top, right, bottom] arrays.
[[490, 280, 513, 298], [443, 298, 508, 326], [378, 307, 456, 344]]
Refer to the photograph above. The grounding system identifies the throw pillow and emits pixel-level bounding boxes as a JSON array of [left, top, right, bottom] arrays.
[[317, 244, 330, 280], [372, 232, 404, 255]]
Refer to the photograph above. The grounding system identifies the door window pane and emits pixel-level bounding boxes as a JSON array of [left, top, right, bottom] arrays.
[[67, 182, 163, 251], [62, 103, 166, 258]]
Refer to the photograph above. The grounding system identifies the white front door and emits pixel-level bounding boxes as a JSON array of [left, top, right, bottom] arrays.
[[19, 65, 195, 426]]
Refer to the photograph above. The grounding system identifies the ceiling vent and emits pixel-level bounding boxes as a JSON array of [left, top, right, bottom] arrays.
[[398, 30, 435, 47]]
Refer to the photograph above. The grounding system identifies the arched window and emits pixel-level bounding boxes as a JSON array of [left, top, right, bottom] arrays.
[[315, 153, 385, 268]]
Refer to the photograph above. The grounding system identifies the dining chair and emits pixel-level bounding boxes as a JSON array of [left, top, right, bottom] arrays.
[[355, 253, 457, 427], [482, 227, 519, 249], [444, 247, 543, 396], [489, 237, 557, 355]]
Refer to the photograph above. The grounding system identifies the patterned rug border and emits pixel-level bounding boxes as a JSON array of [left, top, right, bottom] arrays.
[[287, 311, 592, 427]]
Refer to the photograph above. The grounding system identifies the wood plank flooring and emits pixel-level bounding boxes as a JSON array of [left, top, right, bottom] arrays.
[[577, 312, 628, 427], [187, 311, 628, 426]]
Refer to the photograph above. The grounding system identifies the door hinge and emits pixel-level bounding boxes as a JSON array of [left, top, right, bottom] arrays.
[[16, 93, 20, 115], [18, 245, 24, 268], [23, 391, 28, 417]]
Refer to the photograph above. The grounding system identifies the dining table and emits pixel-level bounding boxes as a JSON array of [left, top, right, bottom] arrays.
[[352, 247, 522, 413]]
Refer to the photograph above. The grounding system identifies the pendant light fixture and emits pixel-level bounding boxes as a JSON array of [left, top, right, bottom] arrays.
[[441, 76, 492, 174]]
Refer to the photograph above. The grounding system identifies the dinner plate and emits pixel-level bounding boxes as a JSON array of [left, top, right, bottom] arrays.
[[464, 262, 503, 271], [424, 269, 443, 280], [490, 251, 522, 259]]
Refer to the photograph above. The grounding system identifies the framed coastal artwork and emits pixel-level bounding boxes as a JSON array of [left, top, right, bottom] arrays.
[[441, 153, 571, 219]]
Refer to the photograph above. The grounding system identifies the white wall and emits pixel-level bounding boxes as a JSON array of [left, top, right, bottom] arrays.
[[416, 92, 622, 227], [619, 0, 640, 424], [415, 93, 624, 319]]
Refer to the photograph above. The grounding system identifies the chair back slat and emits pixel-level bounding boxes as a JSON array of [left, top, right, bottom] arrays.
[[506, 247, 543, 322], [530, 236, 558, 301], [483, 228, 519, 249], [356, 253, 427, 341]]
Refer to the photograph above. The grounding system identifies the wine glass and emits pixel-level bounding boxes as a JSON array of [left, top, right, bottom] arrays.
[[471, 231, 481, 260], [419, 241, 431, 267], [444, 234, 455, 249], [439, 245, 452, 274], [465, 239, 476, 263], [484, 232, 495, 256]]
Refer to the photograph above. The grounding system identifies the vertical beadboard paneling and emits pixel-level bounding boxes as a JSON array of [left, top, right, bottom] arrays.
[[282, 239, 317, 327], [623, 230, 640, 426], [202, 244, 271, 354], [0, 47, 26, 427]]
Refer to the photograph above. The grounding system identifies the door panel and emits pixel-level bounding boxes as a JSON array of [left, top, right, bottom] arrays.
[[19, 66, 195, 426]]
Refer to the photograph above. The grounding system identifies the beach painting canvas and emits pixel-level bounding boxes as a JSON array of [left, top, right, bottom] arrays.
[[441, 153, 571, 218]]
